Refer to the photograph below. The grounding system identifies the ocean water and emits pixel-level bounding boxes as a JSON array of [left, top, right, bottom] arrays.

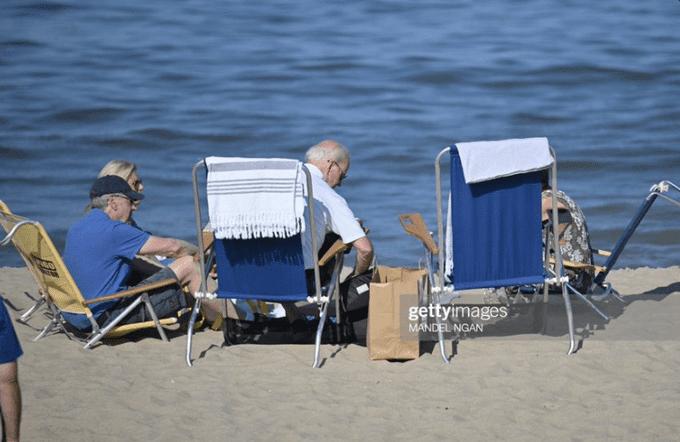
[[1, 0, 679, 271]]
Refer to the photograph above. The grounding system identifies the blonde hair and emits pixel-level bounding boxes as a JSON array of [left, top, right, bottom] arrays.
[[98, 160, 138, 180], [86, 160, 139, 214]]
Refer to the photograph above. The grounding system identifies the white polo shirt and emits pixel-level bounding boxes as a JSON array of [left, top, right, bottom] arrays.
[[301, 163, 366, 269]]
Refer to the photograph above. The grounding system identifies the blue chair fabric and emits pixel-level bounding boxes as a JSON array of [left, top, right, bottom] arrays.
[[447, 147, 545, 290], [213, 234, 309, 302]]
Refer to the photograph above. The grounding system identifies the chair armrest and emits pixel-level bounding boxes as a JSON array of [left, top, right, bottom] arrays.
[[317, 225, 371, 267], [549, 258, 607, 274], [82, 278, 179, 306], [592, 249, 611, 257], [318, 240, 349, 266]]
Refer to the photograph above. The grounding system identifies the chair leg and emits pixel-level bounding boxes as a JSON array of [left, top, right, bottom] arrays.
[[312, 302, 329, 368], [33, 315, 58, 342], [435, 301, 450, 363], [185, 297, 202, 367], [590, 282, 626, 304], [428, 278, 450, 364], [84, 294, 170, 350], [141, 293, 170, 343], [560, 285, 577, 355], [566, 283, 610, 321], [32, 302, 67, 342], [17, 298, 45, 324]]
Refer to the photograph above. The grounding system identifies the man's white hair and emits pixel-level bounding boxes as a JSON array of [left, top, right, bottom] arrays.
[[304, 140, 350, 163]]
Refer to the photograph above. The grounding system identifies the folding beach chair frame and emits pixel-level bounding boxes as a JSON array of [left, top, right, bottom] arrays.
[[0, 200, 183, 349], [561, 180, 680, 314], [0, 200, 48, 324], [185, 159, 345, 368], [429, 146, 577, 361], [591, 180, 680, 286]]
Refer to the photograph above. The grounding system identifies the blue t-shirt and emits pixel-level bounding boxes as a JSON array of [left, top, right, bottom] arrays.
[[0, 299, 23, 364], [62, 209, 151, 329]]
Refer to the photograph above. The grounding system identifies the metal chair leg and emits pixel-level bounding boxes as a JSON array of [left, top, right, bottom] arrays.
[[17, 298, 45, 324]]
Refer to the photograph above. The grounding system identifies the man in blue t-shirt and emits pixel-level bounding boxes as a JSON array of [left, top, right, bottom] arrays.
[[62, 175, 218, 330]]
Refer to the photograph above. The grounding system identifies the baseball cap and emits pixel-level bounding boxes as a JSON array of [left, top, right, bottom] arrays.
[[89, 175, 145, 201]]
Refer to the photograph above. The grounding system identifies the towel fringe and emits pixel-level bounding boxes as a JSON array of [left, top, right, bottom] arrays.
[[206, 157, 305, 240], [212, 213, 305, 240]]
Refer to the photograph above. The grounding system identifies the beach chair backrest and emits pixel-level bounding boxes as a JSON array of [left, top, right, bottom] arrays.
[[194, 157, 320, 303], [0, 204, 90, 316], [188, 158, 342, 368], [213, 234, 309, 302], [0, 201, 45, 295], [444, 145, 546, 290]]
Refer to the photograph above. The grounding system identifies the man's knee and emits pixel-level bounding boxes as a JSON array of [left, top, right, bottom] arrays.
[[168, 256, 198, 281]]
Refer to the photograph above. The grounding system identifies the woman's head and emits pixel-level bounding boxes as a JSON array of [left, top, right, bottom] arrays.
[[98, 160, 144, 193]]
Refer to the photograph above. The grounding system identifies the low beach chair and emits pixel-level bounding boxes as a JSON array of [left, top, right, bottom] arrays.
[[185, 157, 345, 368], [0, 200, 48, 323], [561, 180, 680, 307], [403, 138, 581, 362], [0, 201, 184, 348]]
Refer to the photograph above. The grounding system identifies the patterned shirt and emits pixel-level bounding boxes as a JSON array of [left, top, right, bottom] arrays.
[[542, 189, 594, 291]]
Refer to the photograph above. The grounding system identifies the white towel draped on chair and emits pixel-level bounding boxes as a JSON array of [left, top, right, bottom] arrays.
[[455, 137, 553, 184], [205, 157, 305, 239], [446, 137, 553, 278]]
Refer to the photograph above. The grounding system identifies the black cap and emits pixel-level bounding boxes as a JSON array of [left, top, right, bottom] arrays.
[[89, 175, 145, 201]]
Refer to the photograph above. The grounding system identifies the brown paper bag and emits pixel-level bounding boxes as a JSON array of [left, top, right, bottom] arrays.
[[367, 266, 426, 361]]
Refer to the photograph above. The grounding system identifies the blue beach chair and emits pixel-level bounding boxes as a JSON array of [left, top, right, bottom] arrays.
[[185, 157, 345, 368], [417, 143, 680, 362], [403, 138, 578, 362], [565, 180, 680, 301]]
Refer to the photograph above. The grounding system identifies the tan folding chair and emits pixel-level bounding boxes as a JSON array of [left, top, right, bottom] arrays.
[[0, 200, 185, 348]]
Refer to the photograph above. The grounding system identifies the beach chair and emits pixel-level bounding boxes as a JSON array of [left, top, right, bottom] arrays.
[[562, 180, 680, 306], [0, 200, 48, 323], [185, 157, 345, 368], [403, 138, 581, 362], [0, 200, 184, 348]]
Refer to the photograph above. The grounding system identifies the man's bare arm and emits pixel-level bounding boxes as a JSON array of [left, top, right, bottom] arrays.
[[352, 236, 374, 275], [138, 236, 199, 259]]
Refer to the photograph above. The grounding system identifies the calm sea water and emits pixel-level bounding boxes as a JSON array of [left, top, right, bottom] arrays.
[[1, 0, 679, 271]]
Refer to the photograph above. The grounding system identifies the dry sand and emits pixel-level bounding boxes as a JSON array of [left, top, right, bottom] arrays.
[[2, 265, 680, 441]]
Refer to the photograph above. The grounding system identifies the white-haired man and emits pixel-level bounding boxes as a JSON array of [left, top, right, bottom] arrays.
[[303, 139, 374, 278]]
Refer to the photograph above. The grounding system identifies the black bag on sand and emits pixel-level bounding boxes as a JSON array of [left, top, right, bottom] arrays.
[[339, 269, 373, 346]]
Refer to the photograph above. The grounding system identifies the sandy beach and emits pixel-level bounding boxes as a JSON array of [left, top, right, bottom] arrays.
[[2, 265, 680, 441]]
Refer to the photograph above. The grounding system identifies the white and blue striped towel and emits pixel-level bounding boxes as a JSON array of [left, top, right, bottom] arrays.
[[205, 157, 305, 239]]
